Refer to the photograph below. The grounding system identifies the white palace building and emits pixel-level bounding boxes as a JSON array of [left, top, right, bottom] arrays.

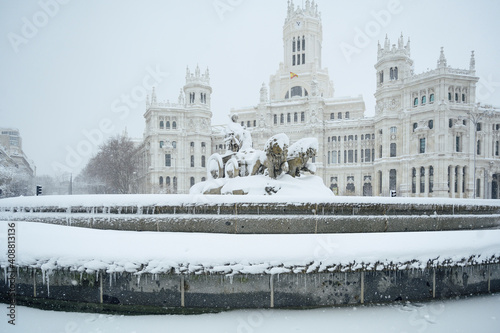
[[137, 1, 500, 199]]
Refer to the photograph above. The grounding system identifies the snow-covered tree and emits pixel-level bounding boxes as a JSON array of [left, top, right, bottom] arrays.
[[79, 135, 139, 194], [0, 164, 33, 197]]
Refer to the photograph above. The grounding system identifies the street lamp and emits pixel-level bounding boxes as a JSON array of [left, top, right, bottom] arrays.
[[462, 104, 493, 198]]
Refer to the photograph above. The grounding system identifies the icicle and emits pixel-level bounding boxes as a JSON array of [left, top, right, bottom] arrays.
[[4, 267, 7, 284], [47, 274, 50, 297]]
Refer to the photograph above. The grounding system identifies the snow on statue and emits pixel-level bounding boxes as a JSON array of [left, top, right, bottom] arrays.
[[190, 116, 333, 196]]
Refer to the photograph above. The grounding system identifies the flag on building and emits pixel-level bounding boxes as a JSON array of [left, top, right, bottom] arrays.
[[290, 72, 298, 79]]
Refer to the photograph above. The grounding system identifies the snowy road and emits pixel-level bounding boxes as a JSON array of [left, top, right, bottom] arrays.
[[1, 294, 499, 332]]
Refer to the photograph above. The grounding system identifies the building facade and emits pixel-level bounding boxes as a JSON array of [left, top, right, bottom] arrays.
[[138, 1, 500, 199]]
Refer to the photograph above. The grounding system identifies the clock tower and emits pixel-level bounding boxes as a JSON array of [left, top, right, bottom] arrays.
[[268, 0, 333, 101]]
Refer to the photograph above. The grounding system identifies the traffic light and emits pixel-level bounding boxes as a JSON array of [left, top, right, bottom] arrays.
[[36, 185, 42, 196]]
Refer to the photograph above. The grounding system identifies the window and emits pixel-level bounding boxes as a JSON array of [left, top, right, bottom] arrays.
[[389, 169, 397, 192], [328, 151, 330, 164], [201, 142, 206, 148], [274, 114, 277, 124], [413, 97, 418, 106], [422, 96, 426, 104], [378, 171, 383, 195], [302, 36, 305, 50], [456, 136, 461, 152], [419, 138, 426, 153], [287, 113, 291, 123], [430, 94, 434, 103], [462, 94, 466, 102], [165, 154, 171, 167], [332, 150, 337, 164], [477, 140, 481, 155], [420, 167, 425, 193], [191, 155, 194, 167], [280, 113, 284, 124], [241, 121, 244, 126], [390, 126, 397, 133], [172, 141, 176, 148], [201, 155, 206, 167], [160, 141, 164, 148], [379, 145, 382, 158], [160, 121, 164, 129], [190, 177, 195, 187], [172, 121, 177, 129], [455, 167, 459, 193], [297, 37, 300, 50], [173, 177, 177, 192], [302, 53, 305, 64], [390, 143, 396, 157], [159, 176, 163, 186], [413, 123, 418, 132], [330, 113, 334, 120], [449, 119, 453, 128], [301, 112, 305, 122], [253, 120, 256, 127], [412, 168, 416, 194], [448, 92, 452, 101], [455, 93, 458, 102], [477, 123, 482, 131], [379, 71, 384, 84], [496, 141, 499, 156], [348, 150, 353, 163], [292, 54, 296, 66], [390, 67, 394, 80], [190, 142, 194, 147], [166, 121, 170, 129], [247, 121, 250, 127], [294, 112, 298, 122], [394, 67, 398, 80], [476, 179, 481, 198], [166, 177, 171, 187], [338, 112, 342, 119], [292, 37, 296, 52], [345, 112, 350, 119], [462, 167, 466, 193], [429, 166, 434, 193], [428, 120, 434, 129], [202, 177, 206, 182]]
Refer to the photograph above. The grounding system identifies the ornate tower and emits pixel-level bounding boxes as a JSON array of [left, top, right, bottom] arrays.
[[183, 65, 212, 109], [268, 0, 333, 101]]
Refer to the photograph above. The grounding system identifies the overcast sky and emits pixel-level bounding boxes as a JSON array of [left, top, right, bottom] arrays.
[[1, 0, 500, 177]]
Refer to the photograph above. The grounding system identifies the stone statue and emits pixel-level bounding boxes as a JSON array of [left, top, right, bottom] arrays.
[[287, 138, 318, 177], [263, 133, 289, 179]]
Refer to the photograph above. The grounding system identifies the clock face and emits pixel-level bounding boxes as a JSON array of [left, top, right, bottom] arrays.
[[295, 21, 301, 29]]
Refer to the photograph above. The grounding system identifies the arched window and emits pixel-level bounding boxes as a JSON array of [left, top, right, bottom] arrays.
[[302, 53, 305, 64], [166, 176, 170, 186], [394, 67, 398, 80], [455, 93, 458, 101], [413, 123, 418, 132], [428, 120, 434, 129], [390, 143, 396, 157], [190, 142, 195, 147], [190, 177, 195, 187], [448, 92, 452, 101], [345, 112, 350, 119], [430, 94, 435, 103], [166, 121, 170, 129], [172, 141, 176, 148], [165, 154, 171, 167], [301, 112, 305, 122], [159, 121, 164, 129], [274, 114, 277, 124], [172, 121, 177, 129], [462, 94, 466, 102], [379, 71, 384, 84], [422, 96, 426, 104], [413, 97, 418, 106], [477, 140, 481, 155], [294, 112, 298, 122], [201, 155, 206, 167], [297, 36, 300, 50], [420, 167, 425, 193], [173, 177, 177, 192], [302, 36, 305, 50], [190, 155, 194, 167], [280, 113, 284, 124], [338, 112, 342, 119], [390, 67, 394, 80], [287, 113, 291, 122], [330, 113, 334, 120], [159, 176, 163, 186]]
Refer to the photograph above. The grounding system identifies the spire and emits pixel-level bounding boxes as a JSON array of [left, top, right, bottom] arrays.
[[205, 67, 210, 83], [260, 82, 268, 103], [405, 37, 411, 55], [151, 87, 157, 105], [195, 64, 200, 77], [384, 34, 390, 50], [437, 47, 447, 68], [398, 32, 403, 49], [185, 66, 190, 81], [469, 50, 475, 72]]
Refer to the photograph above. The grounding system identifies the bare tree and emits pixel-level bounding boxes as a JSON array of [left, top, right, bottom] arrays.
[[79, 135, 138, 194]]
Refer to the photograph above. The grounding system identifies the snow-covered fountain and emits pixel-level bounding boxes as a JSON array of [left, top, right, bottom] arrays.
[[1, 118, 500, 314]]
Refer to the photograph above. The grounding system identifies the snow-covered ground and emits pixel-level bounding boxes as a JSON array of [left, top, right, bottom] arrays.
[[1, 222, 499, 274], [1, 295, 499, 332]]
